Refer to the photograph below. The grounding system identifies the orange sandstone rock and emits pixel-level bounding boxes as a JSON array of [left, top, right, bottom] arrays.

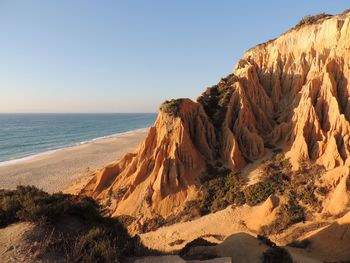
[[83, 11, 350, 220]]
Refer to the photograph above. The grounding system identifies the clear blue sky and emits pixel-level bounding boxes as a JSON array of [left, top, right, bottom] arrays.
[[0, 1, 348, 113]]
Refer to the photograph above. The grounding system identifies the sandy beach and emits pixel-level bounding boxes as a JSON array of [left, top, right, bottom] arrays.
[[0, 129, 148, 193]]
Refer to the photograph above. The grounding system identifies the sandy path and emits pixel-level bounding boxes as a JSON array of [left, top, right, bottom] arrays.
[[140, 205, 252, 253], [0, 222, 38, 263], [0, 129, 148, 193]]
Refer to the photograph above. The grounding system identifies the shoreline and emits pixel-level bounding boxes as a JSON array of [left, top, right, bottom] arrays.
[[0, 127, 149, 168], [0, 128, 149, 193]]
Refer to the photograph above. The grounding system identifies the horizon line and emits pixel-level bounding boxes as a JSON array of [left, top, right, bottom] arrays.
[[0, 112, 158, 114]]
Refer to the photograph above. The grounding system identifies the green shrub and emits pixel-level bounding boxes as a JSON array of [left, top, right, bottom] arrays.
[[141, 169, 247, 232], [210, 198, 228, 212], [139, 152, 324, 233], [68, 227, 117, 263], [262, 247, 293, 263], [162, 200, 202, 228], [197, 75, 236, 129], [140, 215, 166, 233], [159, 99, 182, 116], [117, 214, 136, 227], [291, 162, 324, 210], [295, 13, 331, 28], [0, 194, 21, 226], [0, 186, 101, 227], [297, 185, 318, 206], [0, 186, 139, 262], [261, 198, 305, 235], [62, 222, 137, 262], [199, 171, 246, 214], [244, 182, 275, 206], [284, 198, 305, 224], [273, 153, 284, 162], [341, 9, 350, 15], [280, 158, 292, 169]]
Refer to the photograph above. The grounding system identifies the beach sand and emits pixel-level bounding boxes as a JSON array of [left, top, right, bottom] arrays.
[[0, 129, 148, 193]]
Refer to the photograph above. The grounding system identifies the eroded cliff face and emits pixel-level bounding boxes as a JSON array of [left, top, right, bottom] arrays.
[[82, 99, 216, 218], [82, 11, 350, 220], [237, 12, 350, 170]]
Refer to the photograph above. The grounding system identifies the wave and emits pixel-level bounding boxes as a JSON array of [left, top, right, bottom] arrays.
[[0, 127, 149, 168]]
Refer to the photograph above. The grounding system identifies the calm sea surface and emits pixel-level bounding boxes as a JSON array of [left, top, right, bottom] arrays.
[[0, 113, 157, 164]]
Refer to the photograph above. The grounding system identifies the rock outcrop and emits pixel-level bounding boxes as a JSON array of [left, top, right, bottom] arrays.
[[244, 195, 279, 231], [323, 166, 350, 215], [83, 99, 216, 217], [82, 11, 350, 220]]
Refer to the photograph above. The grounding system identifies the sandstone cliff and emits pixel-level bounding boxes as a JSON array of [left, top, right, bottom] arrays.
[[82, 11, 350, 223], [83, 99, 216, 218]]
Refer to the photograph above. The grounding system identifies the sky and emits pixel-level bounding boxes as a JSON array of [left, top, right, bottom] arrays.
[[0, 1, 349, 113]]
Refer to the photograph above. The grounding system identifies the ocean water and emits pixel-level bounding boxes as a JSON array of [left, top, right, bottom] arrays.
[[0, 113, 157, 164]]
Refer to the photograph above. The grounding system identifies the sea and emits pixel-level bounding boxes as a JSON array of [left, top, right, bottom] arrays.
[[0, 113, 157, 165]]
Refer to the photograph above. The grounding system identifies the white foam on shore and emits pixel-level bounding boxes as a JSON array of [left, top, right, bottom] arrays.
[[0, 127, 149, 168]]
